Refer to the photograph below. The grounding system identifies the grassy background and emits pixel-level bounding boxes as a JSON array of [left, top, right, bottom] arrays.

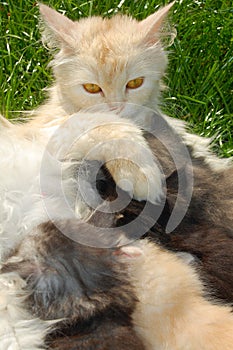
[[0, 0, 232, 157]]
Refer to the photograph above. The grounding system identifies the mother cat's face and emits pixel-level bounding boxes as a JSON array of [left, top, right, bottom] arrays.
[[40, 4, 173, 113]]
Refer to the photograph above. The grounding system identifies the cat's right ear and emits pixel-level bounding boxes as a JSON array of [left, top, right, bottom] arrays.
[[39, 3, 77, 51], [138, 2, 175, 47]]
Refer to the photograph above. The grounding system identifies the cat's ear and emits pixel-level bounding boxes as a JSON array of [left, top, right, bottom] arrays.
[[39, 3, 77, 50], [138, 2, 175, 47], [117, 245, 143, 259], [0, 115, 13, 128]]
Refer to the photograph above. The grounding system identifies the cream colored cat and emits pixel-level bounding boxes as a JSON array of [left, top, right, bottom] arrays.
[[12, 2, 229, 215], [10, 4, 181, 206], [28, 2, 231, 173]]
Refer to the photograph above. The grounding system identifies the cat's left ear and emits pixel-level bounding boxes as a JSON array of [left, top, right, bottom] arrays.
[[138, 2, 175, 46]]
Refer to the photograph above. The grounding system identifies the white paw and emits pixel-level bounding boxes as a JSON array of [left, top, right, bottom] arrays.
[[176, 252, 197, 265], [106, 160, 164, 204]]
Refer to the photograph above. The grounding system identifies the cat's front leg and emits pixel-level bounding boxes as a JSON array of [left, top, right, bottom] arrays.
[[71, 121, 164, 204], [105, 149, 163, 204], [48, 112, 164, 204]]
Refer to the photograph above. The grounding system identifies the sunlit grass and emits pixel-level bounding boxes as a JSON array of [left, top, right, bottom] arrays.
[[0, 0, 232, 156]]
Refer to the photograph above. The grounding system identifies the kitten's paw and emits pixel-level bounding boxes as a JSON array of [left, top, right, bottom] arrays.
[[106, 160, 163, 204], [176, 252, 199, 265]]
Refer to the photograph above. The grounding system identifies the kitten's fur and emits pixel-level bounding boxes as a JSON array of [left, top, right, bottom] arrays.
[[1, 220, 145, 350], [101, 132, 233, 303], [2, 215, 233, 350], [124, 240, 233, 350], [144, 132, 233, 303]]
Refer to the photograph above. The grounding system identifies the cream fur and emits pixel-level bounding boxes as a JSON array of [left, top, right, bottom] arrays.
[[122, 240, 233, 350], [46, 111, 164, 203], [36, 4, 169, 118], [23, 3, 230, 173]]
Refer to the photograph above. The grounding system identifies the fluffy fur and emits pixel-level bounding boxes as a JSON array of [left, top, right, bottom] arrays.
[[0, 116, 84, 261], [144, 132, 233, 303], [1, 220, 145, 350], [23, 3, 231, 173], [1, 3, 233, 349], [0, 110, 164, 262], [31, 3, 172, 121], [123, 240, 233, 350], [0, 117, 46, 261], [2, 217, 233, 350]]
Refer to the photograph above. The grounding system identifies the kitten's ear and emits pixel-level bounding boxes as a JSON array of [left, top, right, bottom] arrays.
[[138, 2, 175, 47], [118, 245, 143, 258], [39, 3, 77, 50]]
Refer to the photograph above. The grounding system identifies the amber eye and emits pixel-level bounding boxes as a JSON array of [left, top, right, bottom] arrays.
[[83, 83, 102, 94], [126, 77, 144, 89]]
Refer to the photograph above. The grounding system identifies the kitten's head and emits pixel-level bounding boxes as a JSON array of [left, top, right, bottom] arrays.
[[40, 3, 174, 114]]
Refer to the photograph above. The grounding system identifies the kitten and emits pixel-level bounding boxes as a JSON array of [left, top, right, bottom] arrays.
[[144, 132, 233, 303], [100, 132, 233, 303], [2, 214, 233, 350], [1, 220, 145, 350], [14, 3, 177, 207], [122, 240, 233, 350]]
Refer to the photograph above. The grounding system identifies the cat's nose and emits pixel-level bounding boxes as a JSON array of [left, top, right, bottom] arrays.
[[108, 103, 124, 114]]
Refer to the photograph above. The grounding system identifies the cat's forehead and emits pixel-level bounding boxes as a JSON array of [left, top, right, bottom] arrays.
[[74, 16, 143, 80], [55, 14, 164, 84], [77, 15, 141, 54], [78, 15, 138, 35]]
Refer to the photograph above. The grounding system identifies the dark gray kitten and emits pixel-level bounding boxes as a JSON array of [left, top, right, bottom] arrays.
[[2, 219, 145, 350], [105, 131, 233, 303]]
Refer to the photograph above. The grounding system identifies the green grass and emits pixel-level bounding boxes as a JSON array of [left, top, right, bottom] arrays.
[[0, 0, 232, 157]]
